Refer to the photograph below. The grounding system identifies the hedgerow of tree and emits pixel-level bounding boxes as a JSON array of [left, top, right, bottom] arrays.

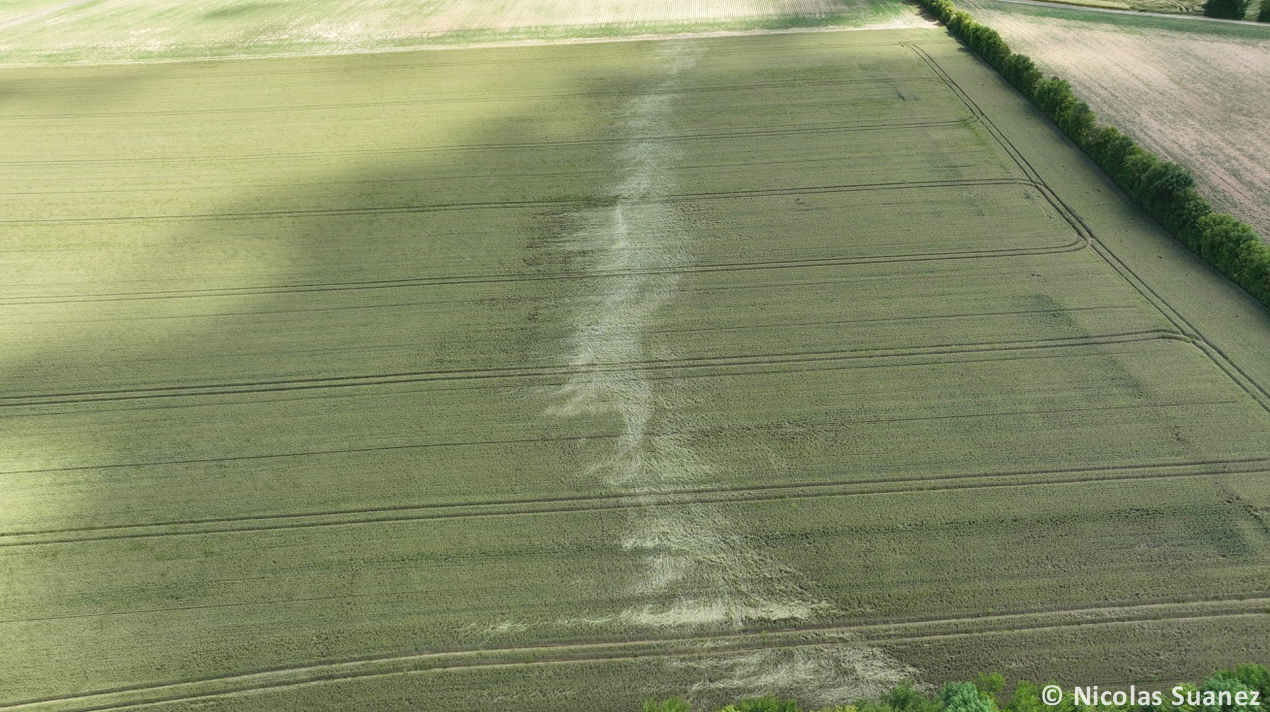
[[1202, 0, 1250, 18], [917, 0, 1270, 309], [645, 663, 1270, 712], [1258, 0, 1270, 22]]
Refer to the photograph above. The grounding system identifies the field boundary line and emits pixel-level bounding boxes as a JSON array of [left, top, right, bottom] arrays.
[[5, 598, 1266, 712], [4, 451, 1264, 547]]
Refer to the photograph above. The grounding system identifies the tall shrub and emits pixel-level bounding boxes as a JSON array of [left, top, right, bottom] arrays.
[[1202, 0, 1250, 18]]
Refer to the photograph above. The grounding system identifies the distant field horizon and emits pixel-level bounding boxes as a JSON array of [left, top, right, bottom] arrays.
[[0, 0, 924, 65]]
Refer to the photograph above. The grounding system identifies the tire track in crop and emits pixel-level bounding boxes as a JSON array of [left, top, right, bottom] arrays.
[[0, 432, 611, 478], [2, 237, 1080, 307], [0, 177, 1042, 227], [907, 43, 1270, 412], [0, 76, 951, 122], [0, 331, 1180, 407], [15, 303, 1137, 333], [4, 598, 1265, 712], [2, 450, 1264, 548], [0, 380, 1225, 481], [2, 176, 1078, 309], [0, 117, 971, 168], [3, 245, 1080, 308], [1, 334, 1192, 422]]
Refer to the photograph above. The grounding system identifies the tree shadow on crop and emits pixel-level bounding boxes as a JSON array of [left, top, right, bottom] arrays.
[[0, 42, 662, 705]]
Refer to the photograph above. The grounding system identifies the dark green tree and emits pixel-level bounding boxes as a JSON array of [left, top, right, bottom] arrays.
[[1202, 0, 1250, 19], [730, 698, 804, 712], [965, 25, 1011, 67], [1086, 125, 1135, 175], [1215, 664, 1270, 700], [1232, 238, 1270, 302], [1200, 675, 1259, 712], [975, 674, 1005, 702], [1196, 212, 1260, 272], [1136, 160, 1193, 214], [1006, 682, 1075, 712], [941, 682, 997, 712], [886, 680, 941, 712], [1002, 54, 1042, 97], [1172, 187, 1214, 246], [1057, 100, 1097, 142], [925, 0, 957, 23], [947, 10, 975, 34]]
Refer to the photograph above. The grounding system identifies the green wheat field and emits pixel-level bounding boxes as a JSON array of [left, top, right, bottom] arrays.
[[2, 16, 1269, 712]]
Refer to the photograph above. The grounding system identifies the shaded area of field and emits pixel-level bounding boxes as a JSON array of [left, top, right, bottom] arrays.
[[960, 0, 1270, 242], [3, 29, 1270, 712]]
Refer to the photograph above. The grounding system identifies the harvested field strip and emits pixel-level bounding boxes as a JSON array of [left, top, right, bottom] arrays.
[[0, 331, 1185, 406], [3, 455, 1267, 547], [0, 0, 924, 67], [5, 599, 1266, 712]]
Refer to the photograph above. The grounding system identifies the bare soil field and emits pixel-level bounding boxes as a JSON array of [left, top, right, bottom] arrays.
[[0, 0, 925, 64], [3, 20, 1270, 712], [960, 0, 1270, 241]]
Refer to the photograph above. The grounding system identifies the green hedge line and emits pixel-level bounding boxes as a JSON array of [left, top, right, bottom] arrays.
[[1202, 0, 1250, 19], [917, 0, 1270, 308], [645, 663, 1270, 712]]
